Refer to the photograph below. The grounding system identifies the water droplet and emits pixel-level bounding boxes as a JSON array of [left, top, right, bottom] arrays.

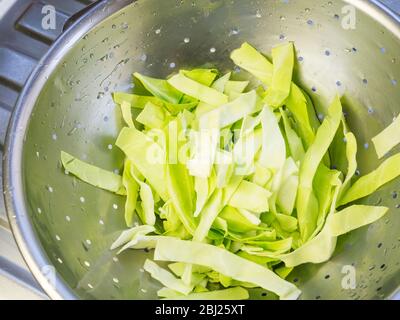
[[210, 47, 216, 53], [169, 62, 176, 69], [280, 16, 286, 21], [84, 261, 91, 267], [312, 86, 317, 92], [113, 204, 118, 210], [97, 92, 105, 99], [52, 133, 57, 141], [364, 143, 369, 149], [86, 239, 92, 245], [88, 283, 93, 289], [229, 27, 239, 36], [57, 258, 63, 264], [307, 19, 314, 26], [67, 127, 77, 136], [255, 10, 262, 18], [113, 278, 119, 284], [380, 47, 386, 53], [80, 196, 85, 203], [184, 37, 190, 43], [113, 257, 119, 262], [56, 235, 61, 241], [368, 107, 374, 114], [391, 79, 398, 86], [65, 215, 71, 222], [298, 56, 304, 62], [140, 288, 148, 293], [155, 28, 161, 34], [37, 208, 42, 214], [112, 24, 116, 29], [305, 8, 311, 13], [363, 78, 368, 85], [325, 50, 331, 56], [107, 144, 113, 150], [47, 186, 54, 193], [336, 80, 342, 86], [103, 116, 109, 122], [99, 219, 104, 225], [140, 54, 147, 62]]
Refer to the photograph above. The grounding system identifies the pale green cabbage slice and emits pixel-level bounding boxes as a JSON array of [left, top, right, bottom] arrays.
[[281, 109, 305, 162], [116, 127, 168, 201], [228, 180, 271, 214], [134, 73, 183, 104], [258, 106, 286, 170], [230, 42, 273, 85], [339, 152, 400, 206], [264, 43, 294, 108], [285, 84, 316, 148], [182, 68, 218, 86], [61, 151, 125, 195], [372, 115, 400, 159], [199, 90, 261, 129], [144, 259, 194, 295], [122, 160, 139, 227], [280, 205, 388, 267], [296, 95, 342, 241], [165, 119, 197, 234], [110, 225, 155, 250], [233, 128, 263, 176], [337, 132, 358, 204], [168, 73, 228, 106], [215, 149, 234, 188], [219, 206, 261, 233], [130, 168, 156, 226], [120, 100, 135, 128], [113, 92, 163, 109], [136, 102, 171, 129], [193, 177, 210, 218], [154, 237, 301, 300]]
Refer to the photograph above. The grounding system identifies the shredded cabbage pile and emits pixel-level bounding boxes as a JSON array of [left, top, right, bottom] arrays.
[[61, 42, 400, 300]]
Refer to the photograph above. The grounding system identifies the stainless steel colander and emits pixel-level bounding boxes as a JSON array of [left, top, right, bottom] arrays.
[[3, 0, 400, 300]]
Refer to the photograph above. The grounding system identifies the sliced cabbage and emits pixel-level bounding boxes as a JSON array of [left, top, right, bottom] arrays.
[[339, 153, 400, 206], [154, 237, 301, 300], [144, 260, 194, 295], [296, 95, 342, 241], [63, 42, 397, 301], [168, 73, 228, 106], [264, 43, 294, 108], [280, 205, 388, 267], [372, 115, 400, 159], [230, 42, 273, 85], [61, 151, 125, 195]]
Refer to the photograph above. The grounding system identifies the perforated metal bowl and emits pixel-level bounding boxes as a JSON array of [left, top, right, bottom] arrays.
[[3, 0, 400, 300]]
